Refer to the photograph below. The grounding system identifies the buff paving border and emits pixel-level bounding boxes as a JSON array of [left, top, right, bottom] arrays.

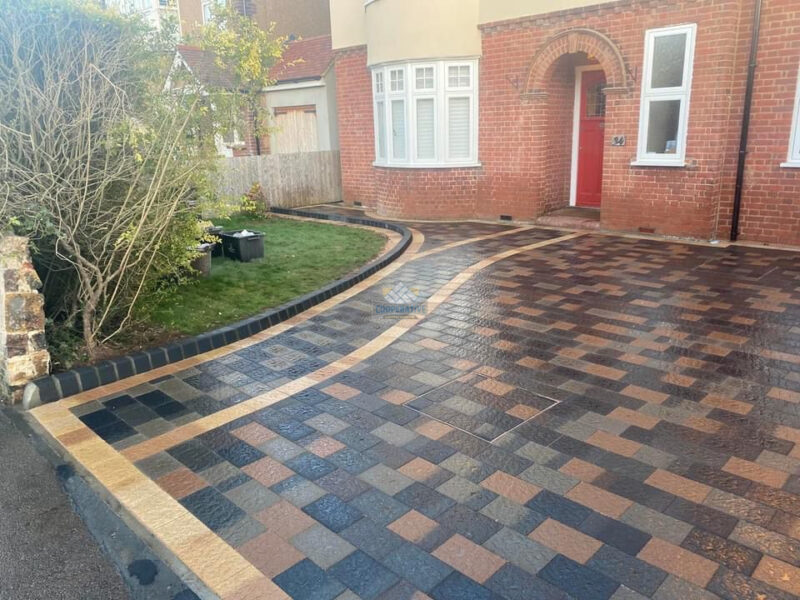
[[25, 208, 539, 410], [27, 220, 542, 415], [22, 207, 414, 408], [28, 230, 584, 600], [27, 214, 800, 600], [114, 232, 583, 463]]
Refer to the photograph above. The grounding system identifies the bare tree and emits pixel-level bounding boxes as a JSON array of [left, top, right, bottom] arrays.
[[0, 0, 216, 357]]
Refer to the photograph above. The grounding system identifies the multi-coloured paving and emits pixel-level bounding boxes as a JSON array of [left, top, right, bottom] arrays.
[[28, 208, 800, 600]]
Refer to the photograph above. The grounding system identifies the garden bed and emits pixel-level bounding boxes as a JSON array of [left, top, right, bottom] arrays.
[[51, 215, 387, 369]]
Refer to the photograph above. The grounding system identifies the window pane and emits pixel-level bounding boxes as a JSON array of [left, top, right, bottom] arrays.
[[651, 33, 687, 88], [390, 69, 404, 92], [448, 65, 470, 88], [586, 82, 606, 118], [376, 100, 386, 159], [392, 99, 406, 159], [416, 67, 434, 90], [448, 97, 470, 159], [374, 72, 384, 94], [416, 98, 435, 160], [646, 99, 682, 154]]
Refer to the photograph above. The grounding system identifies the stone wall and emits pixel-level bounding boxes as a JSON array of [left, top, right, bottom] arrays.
[[0, 236, 49, 404]]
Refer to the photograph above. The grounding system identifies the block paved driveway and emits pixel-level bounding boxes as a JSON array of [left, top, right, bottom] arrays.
[[30, 209, 800, 600]]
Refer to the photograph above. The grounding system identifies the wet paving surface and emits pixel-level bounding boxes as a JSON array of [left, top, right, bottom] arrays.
[[51, 212, 800, 599]]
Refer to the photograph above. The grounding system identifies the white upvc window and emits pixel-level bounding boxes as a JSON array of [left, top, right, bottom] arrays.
[[634, 24, 697, 167], [783, 64, 800, 168], [372, 59, 479, 168]]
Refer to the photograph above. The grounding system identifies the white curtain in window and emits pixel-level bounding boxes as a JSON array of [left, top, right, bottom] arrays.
[[448, 97, 470, 159], [416, 98, 435, 160], [391, 99, 406, 160], [376, 100, 386, 159]]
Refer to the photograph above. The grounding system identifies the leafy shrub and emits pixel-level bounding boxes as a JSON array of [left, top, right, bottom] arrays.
[[0, 0, 214, 358], [240, 183, 271, 218]]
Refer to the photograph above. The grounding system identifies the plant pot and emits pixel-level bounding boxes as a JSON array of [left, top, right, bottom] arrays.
[[220, 230, 265, 262], [190, 244, 213, 277]]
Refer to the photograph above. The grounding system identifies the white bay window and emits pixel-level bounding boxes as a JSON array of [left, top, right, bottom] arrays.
[[634, 24, 697, 167], [373, 60, 479, 167]]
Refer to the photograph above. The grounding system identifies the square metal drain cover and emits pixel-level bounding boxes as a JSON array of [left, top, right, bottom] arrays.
[[404, 371, 559, 443]]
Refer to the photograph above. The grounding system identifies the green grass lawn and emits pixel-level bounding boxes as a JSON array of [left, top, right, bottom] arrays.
[[142, 215, 386, 336]]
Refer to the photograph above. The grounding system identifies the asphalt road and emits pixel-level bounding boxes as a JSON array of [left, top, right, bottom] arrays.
[[0, 409, 129, 600]]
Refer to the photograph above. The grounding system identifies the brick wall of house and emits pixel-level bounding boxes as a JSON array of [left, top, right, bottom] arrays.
[[479, 0, 744, 238], [334, 47, 377, 209], [735, 1, 800, 246], [374, 168, 479, 219], [332, 0, 799, 244], [233, 102, 270, 157], [250, 0, 331, 39]]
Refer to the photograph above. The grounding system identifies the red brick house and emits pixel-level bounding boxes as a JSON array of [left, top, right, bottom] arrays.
[[330, 0, 800, 246]]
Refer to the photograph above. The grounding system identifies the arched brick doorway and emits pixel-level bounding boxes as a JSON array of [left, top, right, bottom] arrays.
[[521, 29, 629, 218]]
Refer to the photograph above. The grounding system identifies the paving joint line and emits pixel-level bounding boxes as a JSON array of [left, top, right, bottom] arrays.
[[34, 221, 541, 412], [116, 231, 585, 463], [27, 230, 583, 599]]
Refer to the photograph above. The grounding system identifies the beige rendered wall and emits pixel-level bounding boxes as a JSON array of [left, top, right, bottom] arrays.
[[479, 0, 618, 24], [365, 0, 480, 65], [330, 0, 366, 50], [329, 0, 623, 53], [330, 0, 480, 63]]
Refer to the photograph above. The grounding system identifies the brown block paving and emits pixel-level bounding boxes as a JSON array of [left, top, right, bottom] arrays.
[[30, 219, 800, 600]]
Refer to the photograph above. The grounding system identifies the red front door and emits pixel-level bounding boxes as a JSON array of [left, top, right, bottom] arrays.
[[576, 70, 606, 208]]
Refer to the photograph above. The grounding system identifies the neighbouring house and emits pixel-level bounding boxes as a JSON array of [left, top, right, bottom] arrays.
[[106, 0, 178, 30], [178, 0, 331, 39], [176, 34, 337, 156], [265, 35, 339, 155], [330, 0, 800, 246]]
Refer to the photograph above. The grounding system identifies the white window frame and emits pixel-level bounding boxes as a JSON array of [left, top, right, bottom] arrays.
[[387, 67, 408, 164], [782, 64, 800, 168], [373, 71, 387, 161], [371, 59, 480, 168], [633, 24, 697, 167], [202, 0, 224, 24], [445, 61, 476, 163], [413, 63, 438, 162]]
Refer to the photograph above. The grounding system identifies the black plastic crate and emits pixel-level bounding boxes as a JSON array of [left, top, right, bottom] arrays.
[[220, 230, 265, 262]]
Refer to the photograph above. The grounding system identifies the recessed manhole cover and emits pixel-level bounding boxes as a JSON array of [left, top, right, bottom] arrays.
[[404, 371, 559, 443]]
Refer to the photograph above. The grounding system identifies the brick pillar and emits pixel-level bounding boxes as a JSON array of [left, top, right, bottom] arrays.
[[0, 236, 50, 404]]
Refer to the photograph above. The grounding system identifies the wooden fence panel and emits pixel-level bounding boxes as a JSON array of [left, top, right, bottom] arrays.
[[216, 150, 342, 209]]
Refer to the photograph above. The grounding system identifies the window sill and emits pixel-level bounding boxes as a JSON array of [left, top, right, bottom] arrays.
[[780, 161, 800, 169], [630, 159, 686, 168], [372, 162, 482, 170]]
